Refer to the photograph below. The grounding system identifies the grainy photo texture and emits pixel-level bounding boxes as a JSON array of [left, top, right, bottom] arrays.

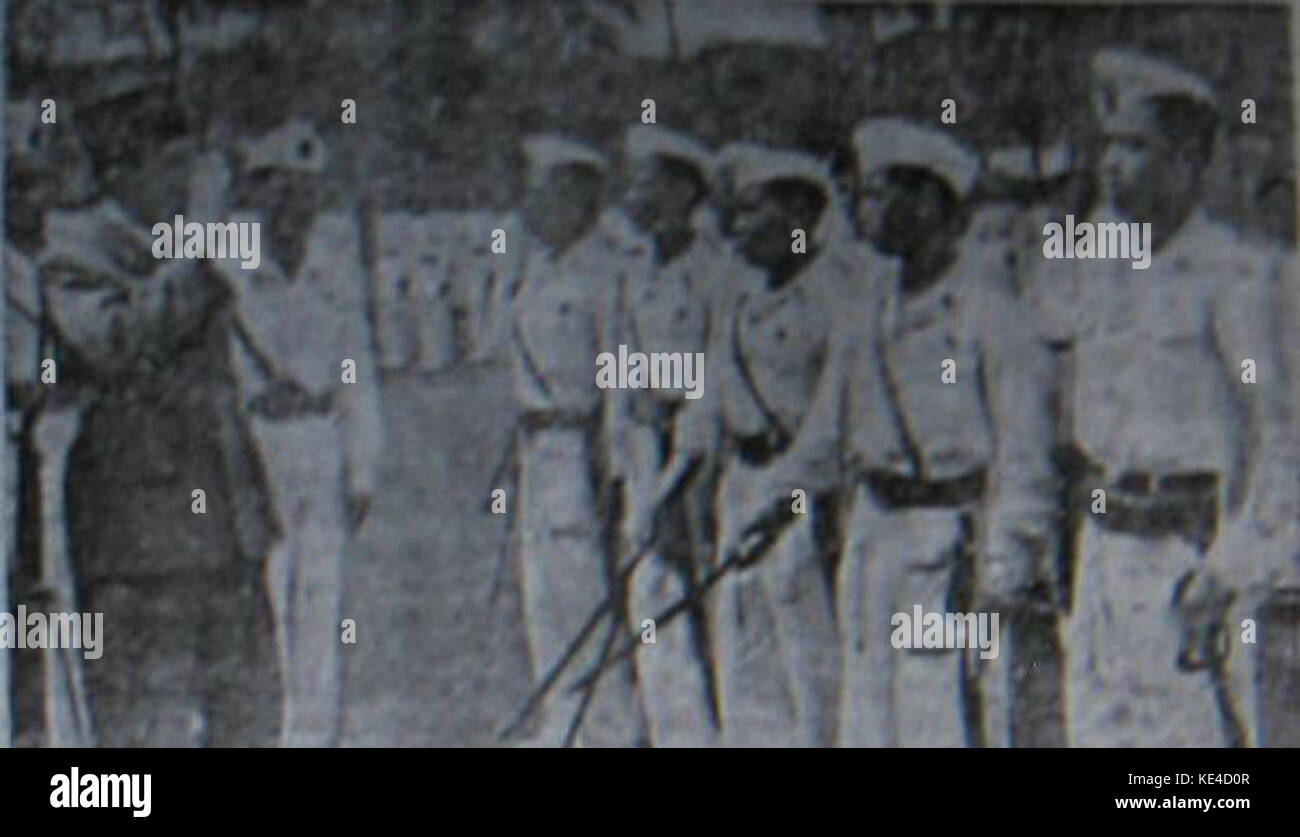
[[2, 0, 1298, 748]]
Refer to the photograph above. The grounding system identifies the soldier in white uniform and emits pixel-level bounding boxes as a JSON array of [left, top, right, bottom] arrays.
[[833, 118, 1057, 748], [696, 144, 852, 747], [196, 120, 385, 747], [602, 124, 723, 747], [1019, 50, 1296, 747], [507, 135, 640, 746]]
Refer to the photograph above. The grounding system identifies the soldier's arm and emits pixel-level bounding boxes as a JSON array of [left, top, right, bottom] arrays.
[[600, 271, 635, 484], [734, 305, 851, 534], [975, 280, 1062, 609], [39, 203, 211, 365], [332, 211, 386, 513], [1210, 261, 1299, 589]]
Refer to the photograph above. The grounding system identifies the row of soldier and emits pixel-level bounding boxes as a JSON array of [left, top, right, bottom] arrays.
[[3, 43, 1295, 748], [500, 46, 1299, 748]]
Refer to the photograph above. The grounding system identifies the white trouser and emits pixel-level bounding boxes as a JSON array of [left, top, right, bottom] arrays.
[[250, 414, 349, 747], [624, 422, 717, 747], [517, 425, 639, 746], [1065, 517, 1236, 747], [629, 552, 718, 747], [837, 485, 970, 747], [712, 463, 839, 747]]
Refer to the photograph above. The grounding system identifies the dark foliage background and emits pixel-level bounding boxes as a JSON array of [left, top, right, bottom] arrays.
[[8, 1, 1294, 240]]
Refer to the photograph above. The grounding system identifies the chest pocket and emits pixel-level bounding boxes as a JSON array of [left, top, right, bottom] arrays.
[[887, 313, 991, 477], [874, 281, 999, 476], [629, 272, 709, 355], [517, 274, 601, 404], [735, 288, 830, 437]]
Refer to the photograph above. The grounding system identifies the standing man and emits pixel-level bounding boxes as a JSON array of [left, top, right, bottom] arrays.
[[700, 144, 848, 747], [507, 135, 640, 746], [833, 118, 1057, 748], [1020, 49, 1296, 747], [40, 197, 282, 748], [197, 118, 385, 748], [605, 124, 722, 747]]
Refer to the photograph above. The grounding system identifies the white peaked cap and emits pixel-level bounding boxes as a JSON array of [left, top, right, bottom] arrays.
[[521, 134, 609, 181], [851, 117, 980, 198], [239, 118, 329, 174], [623, 124, 714, 174], [1092, 48, 1218, 126], [718, 142, 831, 195]]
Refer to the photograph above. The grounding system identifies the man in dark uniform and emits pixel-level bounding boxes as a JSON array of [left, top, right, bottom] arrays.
[[40, 194, 281, 748]]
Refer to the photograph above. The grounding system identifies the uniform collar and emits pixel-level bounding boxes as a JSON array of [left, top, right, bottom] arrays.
[[1085, 206, 1213, 269], [895, 240, 972, 317]]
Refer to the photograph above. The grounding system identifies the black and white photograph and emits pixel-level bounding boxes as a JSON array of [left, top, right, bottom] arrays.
[[2, 0, 1298, 762]]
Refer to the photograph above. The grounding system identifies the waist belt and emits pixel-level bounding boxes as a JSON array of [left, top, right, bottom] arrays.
[[1088, 468, 1219, 552], [861, 468, 986, 509], [732, 428, 792, 467], [246, 381, 336, 420], [518, 407, 599, 434]]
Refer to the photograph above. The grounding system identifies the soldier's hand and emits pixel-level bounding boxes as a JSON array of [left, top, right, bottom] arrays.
[[973, 556, 1029, 612], [1171, 568, 1235, 671]]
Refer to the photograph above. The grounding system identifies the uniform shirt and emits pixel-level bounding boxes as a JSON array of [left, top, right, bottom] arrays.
[[223, 207, 384, 496], [688, 247, 851, 496], [1031, 211, 1287, 481], [622, 238, 715, 367], [1017, 208, 1296, 589], [510, 227, 622, 416], [863, 246, 1001, 481], [602, 213, 740, 492], [844, 231, 1059, 590]]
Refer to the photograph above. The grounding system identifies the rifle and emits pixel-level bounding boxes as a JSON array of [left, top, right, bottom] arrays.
[[494, 526, 664, 744], [497, 493, 796, 744], [564, 507, 794, 700]]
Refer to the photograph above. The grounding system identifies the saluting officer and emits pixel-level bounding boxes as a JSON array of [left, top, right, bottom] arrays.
[[41, 196, 282, 747]]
